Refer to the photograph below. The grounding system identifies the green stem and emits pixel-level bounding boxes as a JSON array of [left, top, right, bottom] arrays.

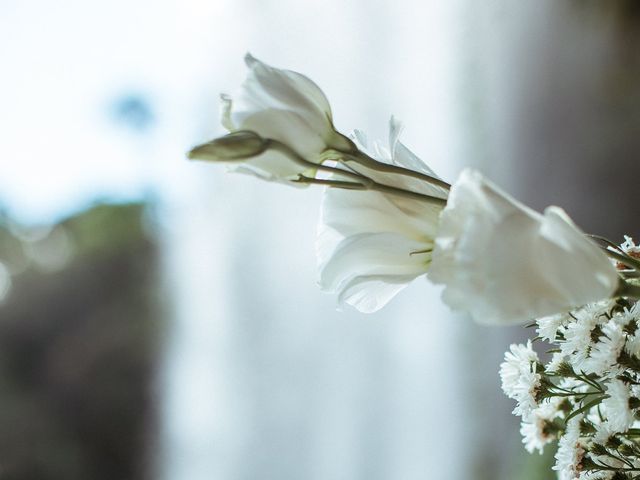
[[293, 176, 367, 190], [340, 150, 452, 191], [269, 140, 372, 186], [369, 180, 447, 207], [602, 246, 640, 271], [270, 140, 449, 207]]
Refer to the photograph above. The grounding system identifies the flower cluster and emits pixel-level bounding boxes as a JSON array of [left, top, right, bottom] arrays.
[[501, 294, 640, 479], [188, 54, 633, 323]]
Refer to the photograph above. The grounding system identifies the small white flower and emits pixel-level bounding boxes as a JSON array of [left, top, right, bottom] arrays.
[[592, 422, 616, 447], [428, 169, 619, 325], [189, 54, 354, 183], [603, 380, 635, 433], [537, 313, 570, 342], [559, 302, 614, 372], [499, 341, 542, 419], [520, 401, 560, 454], [500, 341, 540, 397], [553, 415, 585, 480], [611, 306, 636, 328], [512, 368, 542, 419], [546, 351, 569, 375], [316, 119, 447, 312], [576, 301, 614, 325], [562, 321, 594, 357], [582, 320, 625, 376], [561, 322, 597, 372]]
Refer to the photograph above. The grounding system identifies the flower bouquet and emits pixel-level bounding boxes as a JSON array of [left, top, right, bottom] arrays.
[[189, 54, 640, 480]]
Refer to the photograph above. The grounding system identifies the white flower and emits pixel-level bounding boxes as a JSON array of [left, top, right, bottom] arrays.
[[316, 119, 447, 312], [511, 368, 542, 419], [562, 319, 596, 357], [546, 351, 569, 374], [603, 380, 635, 433], [577, 302, 613, 325], [189, 54, 354, 183], [537, 313, 569, 342], [624, 333, 640, 358], [592, 422, 616, 447], [520, 401, 560, 454], [499, 341, 542, 418], [553, 415, 585, 480], [428, 169, 619, 325], [582, 320, 625, 376], [500, 341, 540, 397], [560, 303, 614, 371], [611, 307, 635, 328]]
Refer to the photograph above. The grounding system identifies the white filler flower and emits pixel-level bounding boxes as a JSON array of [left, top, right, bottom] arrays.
[[553, 415, 585, 480], [189, 53, 354, 183], [520, 401, 560, 454], [603, 380, 636, 433], [429, 168, 619, 325], [500, 341, 540, 397], [316, 119, 447, 312]]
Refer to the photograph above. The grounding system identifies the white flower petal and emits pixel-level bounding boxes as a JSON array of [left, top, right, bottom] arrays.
[[319, 232, 430, 295], [388, 116, 441, 179], [336, 274, 420, 313], [429, 169, 619, 325], [319, 187, 439, 241], [242, 108, 326, 156], [242, 53, 333, 125]]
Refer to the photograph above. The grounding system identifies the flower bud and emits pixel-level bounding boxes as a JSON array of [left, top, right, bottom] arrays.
[[188, 131, 268, 162]]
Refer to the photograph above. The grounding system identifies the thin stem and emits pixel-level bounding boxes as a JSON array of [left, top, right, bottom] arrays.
[[577, 374, 604, 393], [270, 139, 449, 207], [268, 140, 372, 186], [550, 391, 603, 398], [339, 150, 452, 191], [293, 176, 368, 190], [605, 450, 635, 468], [369, 180, 448, 207]]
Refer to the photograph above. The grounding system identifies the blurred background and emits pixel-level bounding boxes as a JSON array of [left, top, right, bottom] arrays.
[[0, 1, 639, 478]]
